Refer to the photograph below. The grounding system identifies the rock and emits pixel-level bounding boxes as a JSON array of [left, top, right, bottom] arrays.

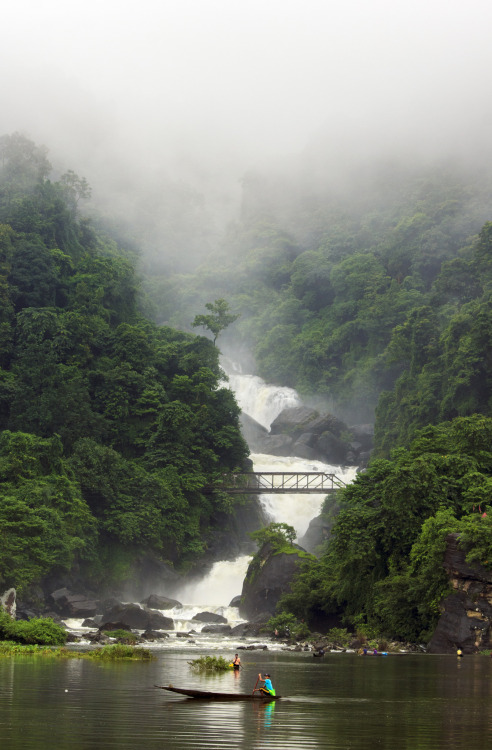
[[291, 437, 317, 460], [201, 624, 232, 634], [191, 611, 228, 624], [142, 630, 170, 640], [303, 414, 347, 438], [239, 542, 307, 619], [49, 588, 99, 618], [229, 595, 242, 607], [99, 602, 174, 631], [348, 424, 374, 451], [0, 588, 16, 618], [239, 413, 268, 450], [316, 431, 350, 464], [140, 594, 182, 610], [257, 434, 294, 456], [81, 618, 100, 628], [269, 406, 319, 436], [427, 533, 492, 654]]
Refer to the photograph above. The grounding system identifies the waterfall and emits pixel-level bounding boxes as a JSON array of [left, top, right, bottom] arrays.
[[223, 359, 300, 429], [170, 363, 357, 611]]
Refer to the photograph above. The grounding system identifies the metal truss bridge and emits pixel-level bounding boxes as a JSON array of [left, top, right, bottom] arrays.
[[208, 471, 346, 495]]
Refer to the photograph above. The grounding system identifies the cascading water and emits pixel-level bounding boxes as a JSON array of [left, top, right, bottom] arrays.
[[171, 364, 357, 612]]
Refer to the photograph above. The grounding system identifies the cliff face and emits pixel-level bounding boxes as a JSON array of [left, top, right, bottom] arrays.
[[239, 542, 306, 620], [427, 534, 492, 654]]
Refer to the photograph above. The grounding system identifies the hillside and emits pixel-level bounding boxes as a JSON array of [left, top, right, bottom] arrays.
[[0, 133, 250, 599]]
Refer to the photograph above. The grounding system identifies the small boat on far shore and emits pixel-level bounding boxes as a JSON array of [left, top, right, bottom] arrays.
[[155, 685, 281, 702]]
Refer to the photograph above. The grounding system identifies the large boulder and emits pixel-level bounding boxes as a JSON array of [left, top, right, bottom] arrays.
[[257, 434, 294, 456], [191, 611, 228, 624], [201, 624, 232, 634], [49, 588, 99, 618], [0, 588, 16, 618], [100, 602, 174, 631], [140, 594, 182, 610], [269, 406, 319, 437], [240, 413, 269, 451], [239, 542, 308, 619], [427, 534, 492, 654]]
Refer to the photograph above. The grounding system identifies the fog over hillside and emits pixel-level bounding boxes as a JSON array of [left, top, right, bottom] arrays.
[[2, 0, 492, 271]]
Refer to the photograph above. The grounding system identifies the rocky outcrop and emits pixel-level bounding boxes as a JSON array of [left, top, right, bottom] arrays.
[[99, 602, 174, 631], [49, 588, 99, 618], [0, 588, 16, 618], [140, 594, 182, 610], [191, 611, 228, 624], [255, 406, 373, 466], [427, 534, 492, 654], [239, 542, 309, 619]]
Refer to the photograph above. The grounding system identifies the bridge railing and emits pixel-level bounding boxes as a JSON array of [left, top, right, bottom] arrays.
[[207, 471, 346, 494]]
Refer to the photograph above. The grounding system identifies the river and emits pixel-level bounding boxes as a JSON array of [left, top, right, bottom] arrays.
[[1, 650, 491, 749]]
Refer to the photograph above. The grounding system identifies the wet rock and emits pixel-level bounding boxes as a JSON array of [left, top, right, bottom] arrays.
[[99, 602, 174, 631], [257, 434, 294, 456], [316, 431, 350, 464], [428, 533, 492, 654], [229, 595, 242, 607], [142, 630, 170, 640], [140, 594, 182, 610], [269, 406, 319, 436], [201, 624, 232, 634], [348, 424, 374, 451], [81, 617, 101, 628], [239, 542, 307, 619], [191, 611, 228, 624], [239, 413, 268, 451], [49, 588, 99, 618]]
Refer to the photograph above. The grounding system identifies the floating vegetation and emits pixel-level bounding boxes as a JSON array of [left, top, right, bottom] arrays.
[[188, 655, 231, 671]]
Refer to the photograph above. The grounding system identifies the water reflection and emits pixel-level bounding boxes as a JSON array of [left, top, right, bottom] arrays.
[[1, 652, 491, 749]]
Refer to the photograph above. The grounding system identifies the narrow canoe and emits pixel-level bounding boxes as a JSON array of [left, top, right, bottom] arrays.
[[155, 685, 281, 702]]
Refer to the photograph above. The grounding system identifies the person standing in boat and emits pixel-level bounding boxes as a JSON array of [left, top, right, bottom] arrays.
[[232, 654, 241, 670], [257, 673, 275, 697]]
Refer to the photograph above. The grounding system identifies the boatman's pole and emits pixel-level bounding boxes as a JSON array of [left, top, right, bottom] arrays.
[[252, 676, 259, 696]]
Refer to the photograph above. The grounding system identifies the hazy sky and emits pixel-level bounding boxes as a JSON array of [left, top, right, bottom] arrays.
[[2, 1, 492, 193]]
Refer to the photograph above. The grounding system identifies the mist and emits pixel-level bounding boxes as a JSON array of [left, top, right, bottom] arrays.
[[2, 0, 492, 271]]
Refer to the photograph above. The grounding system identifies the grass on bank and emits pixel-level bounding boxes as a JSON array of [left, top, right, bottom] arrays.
[[0, 641, 153, 659]]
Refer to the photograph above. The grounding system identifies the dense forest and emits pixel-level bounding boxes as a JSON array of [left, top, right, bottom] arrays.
[[138, 154, 492, 641], [0, 133, 249, 597], [1, 130, 492, 643]]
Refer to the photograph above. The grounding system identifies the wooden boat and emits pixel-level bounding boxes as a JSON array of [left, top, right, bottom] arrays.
[[155, 685, 281, 702]]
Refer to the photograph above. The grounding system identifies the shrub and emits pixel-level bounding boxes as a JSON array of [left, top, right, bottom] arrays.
[[0, 612, 67, 645], [188, 655, 231, 671]]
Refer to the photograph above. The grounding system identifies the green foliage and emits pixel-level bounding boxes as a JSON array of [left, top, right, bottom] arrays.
[[192, 298, 239, 345], [250, 522, 297, 550], [280, 415, 492, 641], [0, 132, 249, 593], [266, 612, 310, 640], [102, 629, 138, 643], [0, 612, 67, 645], [325, 627, 351, 647], [188, 655, 231, 671]]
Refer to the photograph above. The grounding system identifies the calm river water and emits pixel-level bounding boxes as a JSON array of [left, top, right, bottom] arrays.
[[1, 649, 491, 749]]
